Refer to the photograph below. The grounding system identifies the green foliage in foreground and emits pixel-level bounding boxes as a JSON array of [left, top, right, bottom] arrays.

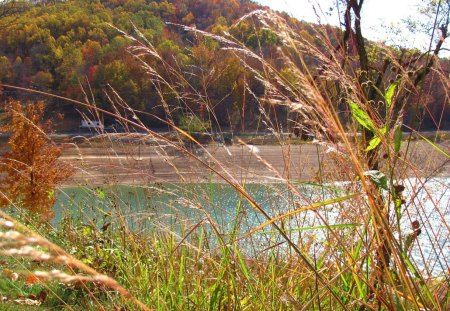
[[0, 186, 447, 311], [0, 268, 118, 310]]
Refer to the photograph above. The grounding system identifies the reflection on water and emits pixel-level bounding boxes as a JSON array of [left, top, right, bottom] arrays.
[[402, 178, 450, 277]]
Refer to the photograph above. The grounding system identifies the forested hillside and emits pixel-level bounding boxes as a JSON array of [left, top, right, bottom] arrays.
[[0, 0, 448, 131]]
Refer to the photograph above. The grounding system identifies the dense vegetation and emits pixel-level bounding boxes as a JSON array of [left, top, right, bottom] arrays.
[[0, 0, 448, 130], [0, 0, 449, 310], [0, 0, 262, 129]]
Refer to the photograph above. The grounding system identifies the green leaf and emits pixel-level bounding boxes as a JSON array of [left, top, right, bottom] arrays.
[[364, 170, 388, 190], [365, 136, 381, 151], [47, 190, 55, 200], [96, 187, 105, 200], [385, 81, 398, 108], [365, 126, 386, 152], [82, 227, 92, 236], [394, 127, 402, 153], [349, 101, 376, 133]]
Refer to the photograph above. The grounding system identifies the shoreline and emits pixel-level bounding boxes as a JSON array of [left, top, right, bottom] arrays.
[[60, 140, 450, 187]]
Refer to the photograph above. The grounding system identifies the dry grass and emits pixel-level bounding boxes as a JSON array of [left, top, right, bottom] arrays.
[[0, 8, 449, 311]]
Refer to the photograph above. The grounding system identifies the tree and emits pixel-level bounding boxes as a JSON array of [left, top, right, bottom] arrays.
[[412, 0, 450, 84], [31, 70, 54, 89], [182, 11, 195, 25], [0, 56, 13, 82], [0, 101, 72, 221], [0, 0, 29, 28], [339, 0, 449, 89], [333, 0, 449, 305], [334, 1, 449, 178]]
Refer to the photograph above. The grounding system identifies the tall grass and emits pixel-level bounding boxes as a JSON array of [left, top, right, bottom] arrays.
[[0, 9, 449, 311]]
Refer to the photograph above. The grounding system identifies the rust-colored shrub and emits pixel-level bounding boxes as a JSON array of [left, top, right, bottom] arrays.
[[0, 100, 72, 220]]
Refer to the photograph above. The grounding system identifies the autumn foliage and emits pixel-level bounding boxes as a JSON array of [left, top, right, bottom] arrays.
[[0, 0, 447, 130], [0, 101, 72, 220]]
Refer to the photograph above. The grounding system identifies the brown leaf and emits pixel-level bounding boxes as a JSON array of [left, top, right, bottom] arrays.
[[27, 294, 37, 300], [37, 290, 47, 302], [393, 184, 405, 194], [412, 220, 420, 230]]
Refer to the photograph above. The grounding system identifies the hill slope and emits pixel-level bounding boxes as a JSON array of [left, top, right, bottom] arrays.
[[0, 0, 448, 131]]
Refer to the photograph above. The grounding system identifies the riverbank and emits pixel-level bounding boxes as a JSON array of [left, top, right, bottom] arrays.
[[60, 138, 450, 186]]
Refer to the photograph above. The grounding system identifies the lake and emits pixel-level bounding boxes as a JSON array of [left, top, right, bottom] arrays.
[[55, 178, 449, 276]]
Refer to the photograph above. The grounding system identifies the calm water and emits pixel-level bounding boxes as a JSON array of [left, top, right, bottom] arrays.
[[55, 178, 449, 276], [55, 183, 329, 233]]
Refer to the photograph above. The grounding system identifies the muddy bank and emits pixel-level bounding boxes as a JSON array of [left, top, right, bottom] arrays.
[[61, 139, 450, 186]]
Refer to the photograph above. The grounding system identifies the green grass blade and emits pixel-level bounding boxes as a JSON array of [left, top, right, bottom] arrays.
[[394, 126, 403, 153], [417, 133, 450, 158], [258, 223, 361, 234], [240, 193, 361, 239]]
